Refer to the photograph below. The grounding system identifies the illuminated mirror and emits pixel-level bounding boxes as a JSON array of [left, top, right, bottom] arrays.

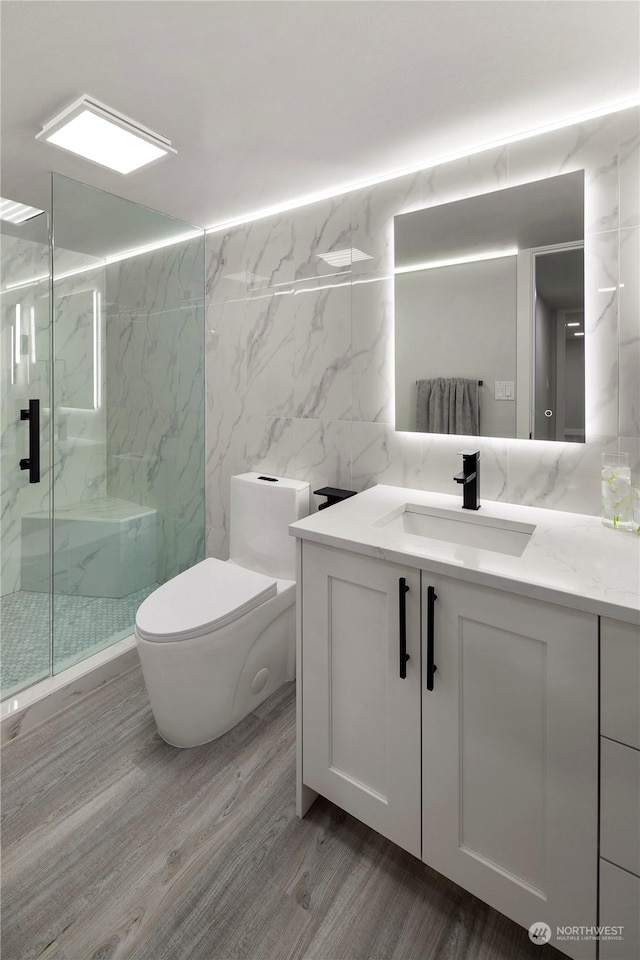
[[394, 170, 585, 441]]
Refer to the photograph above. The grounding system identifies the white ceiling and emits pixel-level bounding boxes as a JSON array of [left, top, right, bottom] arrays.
[[1, 1, 638, 231]]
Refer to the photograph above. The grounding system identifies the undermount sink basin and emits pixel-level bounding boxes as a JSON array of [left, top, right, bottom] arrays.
[[374, 503, 536, 557]]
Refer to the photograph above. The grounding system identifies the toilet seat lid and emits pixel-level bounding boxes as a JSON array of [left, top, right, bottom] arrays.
[[135, 558, 278, 642]]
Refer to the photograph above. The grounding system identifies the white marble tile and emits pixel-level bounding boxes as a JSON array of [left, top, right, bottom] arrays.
[[205, 223, 253, 306], [0, 232, 50, 290], [351, 422, 422, 491], [421, 434, 509, 503], [26, 501, 158, 598], [206, 523, 229, 563], [50, 270, 108, 522], [205, 417, 248, 558], [105, 237, 205, 584], [421, 145, 508, 209], [619, 106, 640, 230], [205, 295, 249, 544], [206, 226, 252, 542], [206, 250, 250, 551], [289, 194, 351, 281], [584, 231, 619, 439], [244, 290, 296, 418], [241, 213, 296, 288], [293, 284, 351, 420], [619, 228, 640, 438], [52, 440, 107, 508], [350, 171, 423, 279], [177, 303, 206, 413], [244, 416, 352, 513], [351, 272, 394, 424], [507, 114, 619, 236], [54, 288, 98, 410], [506, 435, 618, 516], [619, 437, 640, 487]]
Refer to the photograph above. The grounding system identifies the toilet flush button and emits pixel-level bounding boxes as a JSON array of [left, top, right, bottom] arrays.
[[251, 668, 270, 695]]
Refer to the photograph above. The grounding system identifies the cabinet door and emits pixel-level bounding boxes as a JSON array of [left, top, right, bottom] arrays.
[[600, 617, 640, 749], [599, 859, 640, 960], [301, 542, 421, 857], [421, 574, 598, 960]]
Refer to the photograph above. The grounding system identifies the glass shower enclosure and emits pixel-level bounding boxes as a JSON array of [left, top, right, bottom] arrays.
[[1, 175, 205, 700]]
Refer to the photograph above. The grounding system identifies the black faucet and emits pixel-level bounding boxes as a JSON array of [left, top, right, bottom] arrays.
[[454, 450, 480, 510]]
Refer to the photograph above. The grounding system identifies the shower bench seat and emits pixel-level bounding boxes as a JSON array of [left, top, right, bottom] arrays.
[[21, 497, 157, 599]]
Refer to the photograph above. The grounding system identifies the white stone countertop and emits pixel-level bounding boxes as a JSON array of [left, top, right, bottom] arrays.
[[290, 485, 640, 626]]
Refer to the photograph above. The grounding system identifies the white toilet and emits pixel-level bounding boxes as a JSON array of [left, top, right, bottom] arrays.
[[135, 473, 309, 747]]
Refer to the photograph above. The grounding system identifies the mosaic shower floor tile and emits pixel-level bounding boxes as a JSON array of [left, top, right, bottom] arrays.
[[0, 585, 158, 700]]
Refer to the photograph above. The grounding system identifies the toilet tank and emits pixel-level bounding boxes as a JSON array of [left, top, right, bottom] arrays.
[[230, 473, 309, 580]]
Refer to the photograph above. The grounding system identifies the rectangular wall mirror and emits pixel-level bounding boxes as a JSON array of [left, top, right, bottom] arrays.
[[394, 170, 585, 441]]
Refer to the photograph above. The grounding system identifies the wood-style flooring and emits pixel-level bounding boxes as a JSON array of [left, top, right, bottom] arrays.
[[1, 667, 562, 960]]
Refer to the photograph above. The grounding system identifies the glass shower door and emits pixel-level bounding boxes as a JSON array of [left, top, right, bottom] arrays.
[[50, 175, 205, 674], [0, 213, 52, 699], [1, 175, 205, 699]]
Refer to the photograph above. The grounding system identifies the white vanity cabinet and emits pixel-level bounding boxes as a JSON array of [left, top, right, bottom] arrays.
[[420, 573, 598, 960], [300, 542, 422, 857], [298, 541, 599, 960], [293, 484, 640, 960]]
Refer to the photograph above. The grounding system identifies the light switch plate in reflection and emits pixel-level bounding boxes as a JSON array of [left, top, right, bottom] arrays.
[[495, 381, 515, 400]]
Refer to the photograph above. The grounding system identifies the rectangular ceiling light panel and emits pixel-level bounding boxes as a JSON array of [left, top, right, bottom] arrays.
[[36, 96, 177, 174]]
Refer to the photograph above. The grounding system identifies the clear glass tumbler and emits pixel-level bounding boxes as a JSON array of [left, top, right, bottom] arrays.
[[601, 453, 632, 530]]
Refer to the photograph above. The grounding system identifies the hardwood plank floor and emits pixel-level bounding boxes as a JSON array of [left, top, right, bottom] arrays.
[[1, 667, 562, 960]]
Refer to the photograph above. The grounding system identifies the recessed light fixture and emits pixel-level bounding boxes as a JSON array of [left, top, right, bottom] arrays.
[[566, 322, 581, 327], [317, 248, 373, 268], [0, 197, 44, 224], [574, 332, 585, 337], [35, 95, 176, 174]]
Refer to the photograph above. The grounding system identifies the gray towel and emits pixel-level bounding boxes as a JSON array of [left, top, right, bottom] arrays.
[[416, 378, 480, 435]]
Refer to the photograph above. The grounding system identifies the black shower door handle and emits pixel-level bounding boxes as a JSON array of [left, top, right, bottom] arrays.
[[399, 577, 410, 678], [426, 585, 438, 691], [19, 398, 40, 483]]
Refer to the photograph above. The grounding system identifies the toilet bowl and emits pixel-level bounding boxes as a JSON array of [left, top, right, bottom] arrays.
[[135, 473, 309, 747]]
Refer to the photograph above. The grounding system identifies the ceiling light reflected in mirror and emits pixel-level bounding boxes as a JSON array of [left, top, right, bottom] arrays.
[[0, 197, 44, 224], [317, 248, 373, 268]]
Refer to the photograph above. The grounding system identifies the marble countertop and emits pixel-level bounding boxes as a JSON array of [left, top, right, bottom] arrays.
[[290, 485, 640, 625]]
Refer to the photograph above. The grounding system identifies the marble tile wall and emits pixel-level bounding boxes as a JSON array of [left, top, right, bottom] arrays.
[[2, 227, 207, 599], [52, 264, 108, 507], [1, 237, 109, 597], [205, 107, 639, 559], [105, 235, 206, 583]]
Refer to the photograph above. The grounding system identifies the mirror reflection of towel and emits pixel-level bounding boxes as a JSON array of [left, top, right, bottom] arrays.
[[416, 377, 480, 435]]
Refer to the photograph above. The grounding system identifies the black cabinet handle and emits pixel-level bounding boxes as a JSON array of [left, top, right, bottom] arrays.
[[426, 585, 438, 691], [399, 577, 410, 678], [19, 398, 40, 483]]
